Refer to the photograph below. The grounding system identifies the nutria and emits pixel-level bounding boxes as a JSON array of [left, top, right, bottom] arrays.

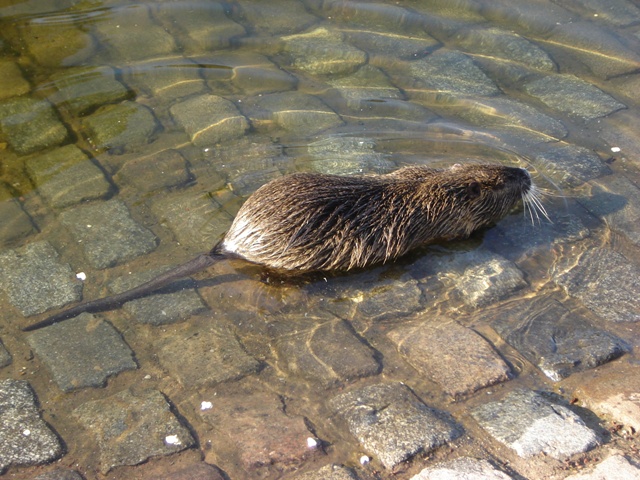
[[23, 163, 540, 331]]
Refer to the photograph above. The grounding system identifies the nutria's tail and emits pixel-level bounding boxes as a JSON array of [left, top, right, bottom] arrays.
[[22, 253, 222, 332]]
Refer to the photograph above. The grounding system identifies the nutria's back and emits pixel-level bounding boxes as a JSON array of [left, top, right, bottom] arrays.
[[219, 163, 532, 271]]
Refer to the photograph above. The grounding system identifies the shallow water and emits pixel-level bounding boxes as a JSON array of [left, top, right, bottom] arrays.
[[1, 0, 640, 479]]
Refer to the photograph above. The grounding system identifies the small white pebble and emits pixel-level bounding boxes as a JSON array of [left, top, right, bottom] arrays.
[[76, 272, 87, 281], [360, 455, 370, 465], [86, 224, 92, 228], [201, 401, 213, 411], [611, 146, 621, 153], [306, 437, 318, 448], [165, 434, 181, 445], [143, 374, 151, 380], [23, 429, 31, 436]]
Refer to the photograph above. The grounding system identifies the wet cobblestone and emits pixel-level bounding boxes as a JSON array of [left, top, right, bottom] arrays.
[[0, 59, 30, 100], [524, 74, 626, 120], [82, 100, 159, 153], [292, 464, 359, 480], [1, 1, 640, 478], [157, 322, 261, 388], [49, 66, 132, 116], [0, 379, 63, 472], [0, 241, 81, 317], [0, 339, 10, 368], [74, 388, 194, 473], [27, 313, 137, 392], [0, 186, 36, 246], [488, 295, 628, 381], [25, 144, 112, 209], [108, 266, 207, 325], [200, 391, 321, 475], [149, 189, 231, 249], [410, 457, 513, 480], [115, 148, 192, 193], [472, 389, 599, 459], [553, 248, 640, 323], [281, 27, 367, 75], [59, 199, 158, 269], [93, 4, 177, 62], [0, 97, 68, 155], [170, 94, 249, 146], [330, 382, 462, 468], [272, 312, 380, 387], [564, 454, 640, 480], [388, 317, 511, 397]]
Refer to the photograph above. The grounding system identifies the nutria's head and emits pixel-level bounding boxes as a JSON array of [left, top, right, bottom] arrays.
[[392, 163, 535, 242]]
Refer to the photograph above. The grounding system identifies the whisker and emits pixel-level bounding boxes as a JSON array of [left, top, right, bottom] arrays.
[[523, 186, 551, 224]]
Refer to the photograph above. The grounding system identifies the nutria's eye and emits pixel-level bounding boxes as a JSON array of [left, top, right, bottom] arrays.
[[467, 182, 481, 198]]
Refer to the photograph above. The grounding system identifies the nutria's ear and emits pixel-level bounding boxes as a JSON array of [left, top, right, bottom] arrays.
[[467, 181, 481, 198]]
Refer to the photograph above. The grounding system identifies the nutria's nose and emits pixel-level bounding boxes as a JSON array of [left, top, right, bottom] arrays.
[[507, 167, 532, 192]]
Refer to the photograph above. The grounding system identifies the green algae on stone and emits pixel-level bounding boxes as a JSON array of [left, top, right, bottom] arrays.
[[524, 74, 626, 120], [0, 97, 68, 155], [170, 94, 249, 146], [49, 66, 132, 116], [82, 101, 159, 153], [0, 60, 30, 100], [25, 145, 112, 209]]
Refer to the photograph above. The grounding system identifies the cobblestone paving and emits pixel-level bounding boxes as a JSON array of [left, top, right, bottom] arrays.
[[1, 0, 640, 479]]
